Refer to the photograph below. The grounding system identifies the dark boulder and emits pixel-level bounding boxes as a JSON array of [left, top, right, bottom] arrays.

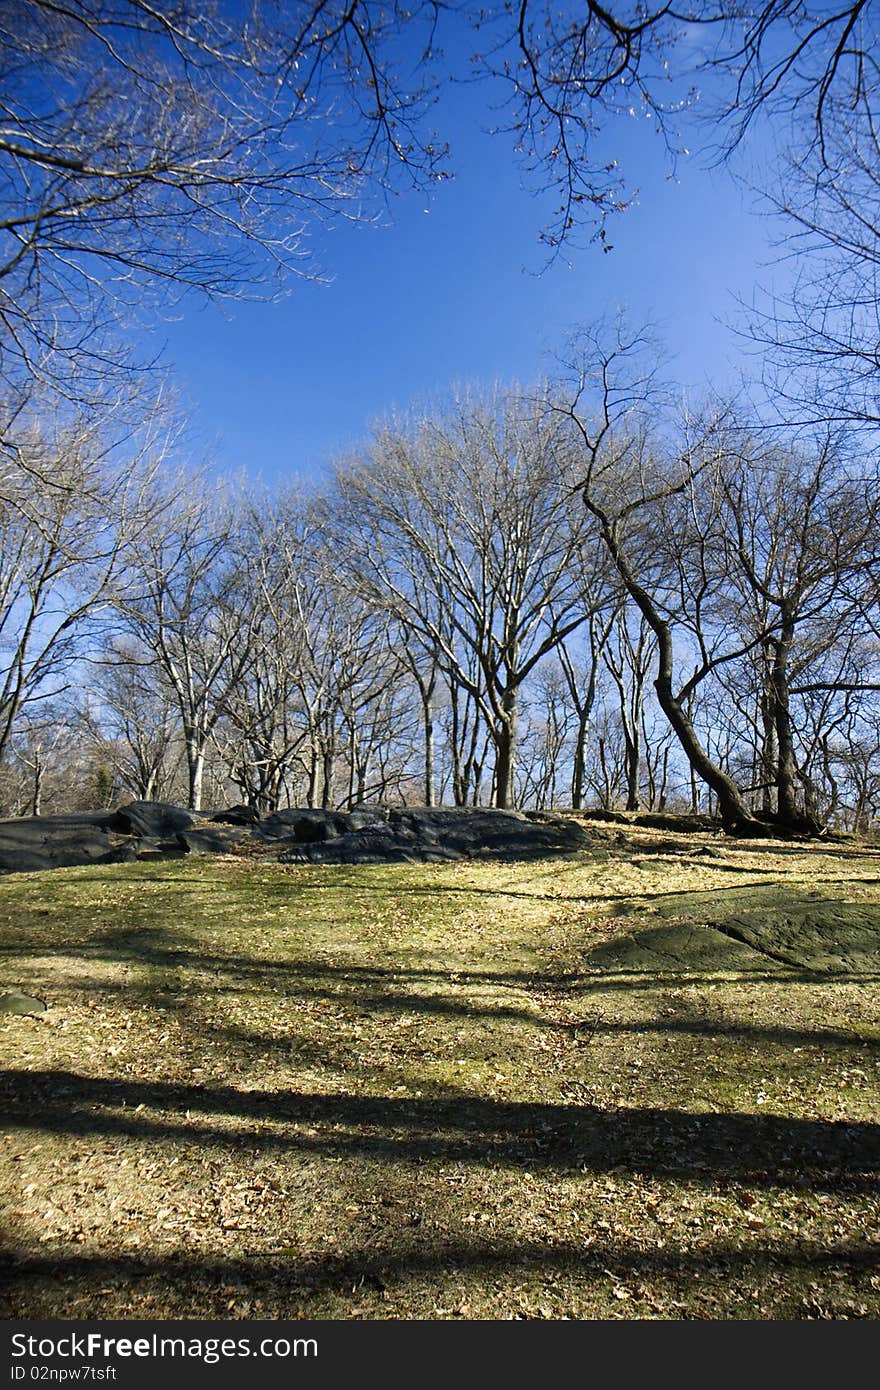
[[585, 809, 720, 834], [37, 808, 129, 831], [280, 822, 406, 865], [116, 801, 195, 837], [0, 801, 590, 875], [0, 816, 124, 874], [209, 805, 260, 826], [179, 827, 248, 855], [347, 806, 389, 829], [715, 902, 880, 973], [257, 808, 336, 841], [279, 806, 589, 865], [126, 837, 187, 861], [257, 807, 386, 843], [390, 806, 587, 859]]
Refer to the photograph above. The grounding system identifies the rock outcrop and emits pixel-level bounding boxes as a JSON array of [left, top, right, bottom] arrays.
[[0, 813, 128, 873], [277, 806, 589, 864], [115, 801, 195, 837], [0, 801, 590, 874]]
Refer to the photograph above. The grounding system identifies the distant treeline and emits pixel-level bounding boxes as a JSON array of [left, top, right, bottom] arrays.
[[1, 368, 878, 835]]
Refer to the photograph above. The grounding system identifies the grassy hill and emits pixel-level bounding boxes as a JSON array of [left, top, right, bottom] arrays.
[[1, 820, 878, 1319]]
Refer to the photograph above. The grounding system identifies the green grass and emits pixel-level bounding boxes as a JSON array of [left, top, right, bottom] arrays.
[[1, 829, 879, 1320]]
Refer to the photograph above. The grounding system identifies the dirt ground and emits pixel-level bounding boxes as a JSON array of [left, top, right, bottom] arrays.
[[1, 819, 878, 1320]]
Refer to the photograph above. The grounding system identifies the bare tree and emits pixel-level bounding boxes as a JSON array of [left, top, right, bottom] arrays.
[[717, 433, 880, 827], [515, 663, 576, 809], [739, 5, 880, 430], [472, 2, 878, 252], [601, 605, 655, 811], [556, 607, 617, 811], [551, 326, 765, 830], [0, 0, 449, 397], [5, 703, 75, 815], [3, 2, 870, 304], [84, 640, 182, 801], [229, 491, 421, 811], [115, 471, 259, 810], [554, 322, 880, 832], [396, 627, 441, 808], [0, 407, 154, 763], [3, 0, 875, 423], [336, 391, 594, 808], [214, 495, 314, 811]]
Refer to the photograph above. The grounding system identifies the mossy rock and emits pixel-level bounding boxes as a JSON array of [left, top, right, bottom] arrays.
[[586, 922, 772, 975], [0, 992, 47, 1015], [588, 899, 880, 976], [715, 902, 880, 973]]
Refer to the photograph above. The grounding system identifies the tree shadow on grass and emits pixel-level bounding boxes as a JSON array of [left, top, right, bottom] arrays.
[[2, 1232, 877, 1315], [65, 922, 880, 987], [1, 1069, 877, 1193], [13, 923, 880, 1052], [10, 965, 876, 1062]]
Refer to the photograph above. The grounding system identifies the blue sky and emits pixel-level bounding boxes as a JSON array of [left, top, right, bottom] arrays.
[[153, 43, 787, 487]]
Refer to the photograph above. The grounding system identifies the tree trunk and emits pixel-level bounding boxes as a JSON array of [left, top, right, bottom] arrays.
[[658, 744, 669, 811], [321, 739, 335, 810], [624, 725, 640, 811], [770, 608, 799, 823], [561, 620, 602, 810], [597, 735, 612, 809], [186, 740, 205, 811], [493, 691, 517, 809], [356, 762, 367, 803], [450, 682, 465, 807], [347, 725, 357, 808], [820, 736, 840, 824], [307, 743, 319, 808], [767, 607, 822, 835], [571, 706, 590, 809], [760, 680, 777, 816], [423, 696, 435, 807], [471, 757, 484, 806]]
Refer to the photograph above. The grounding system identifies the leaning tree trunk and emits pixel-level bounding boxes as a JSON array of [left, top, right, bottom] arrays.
[[653, 645, 757, 831], [593, 513, 761, 834]]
